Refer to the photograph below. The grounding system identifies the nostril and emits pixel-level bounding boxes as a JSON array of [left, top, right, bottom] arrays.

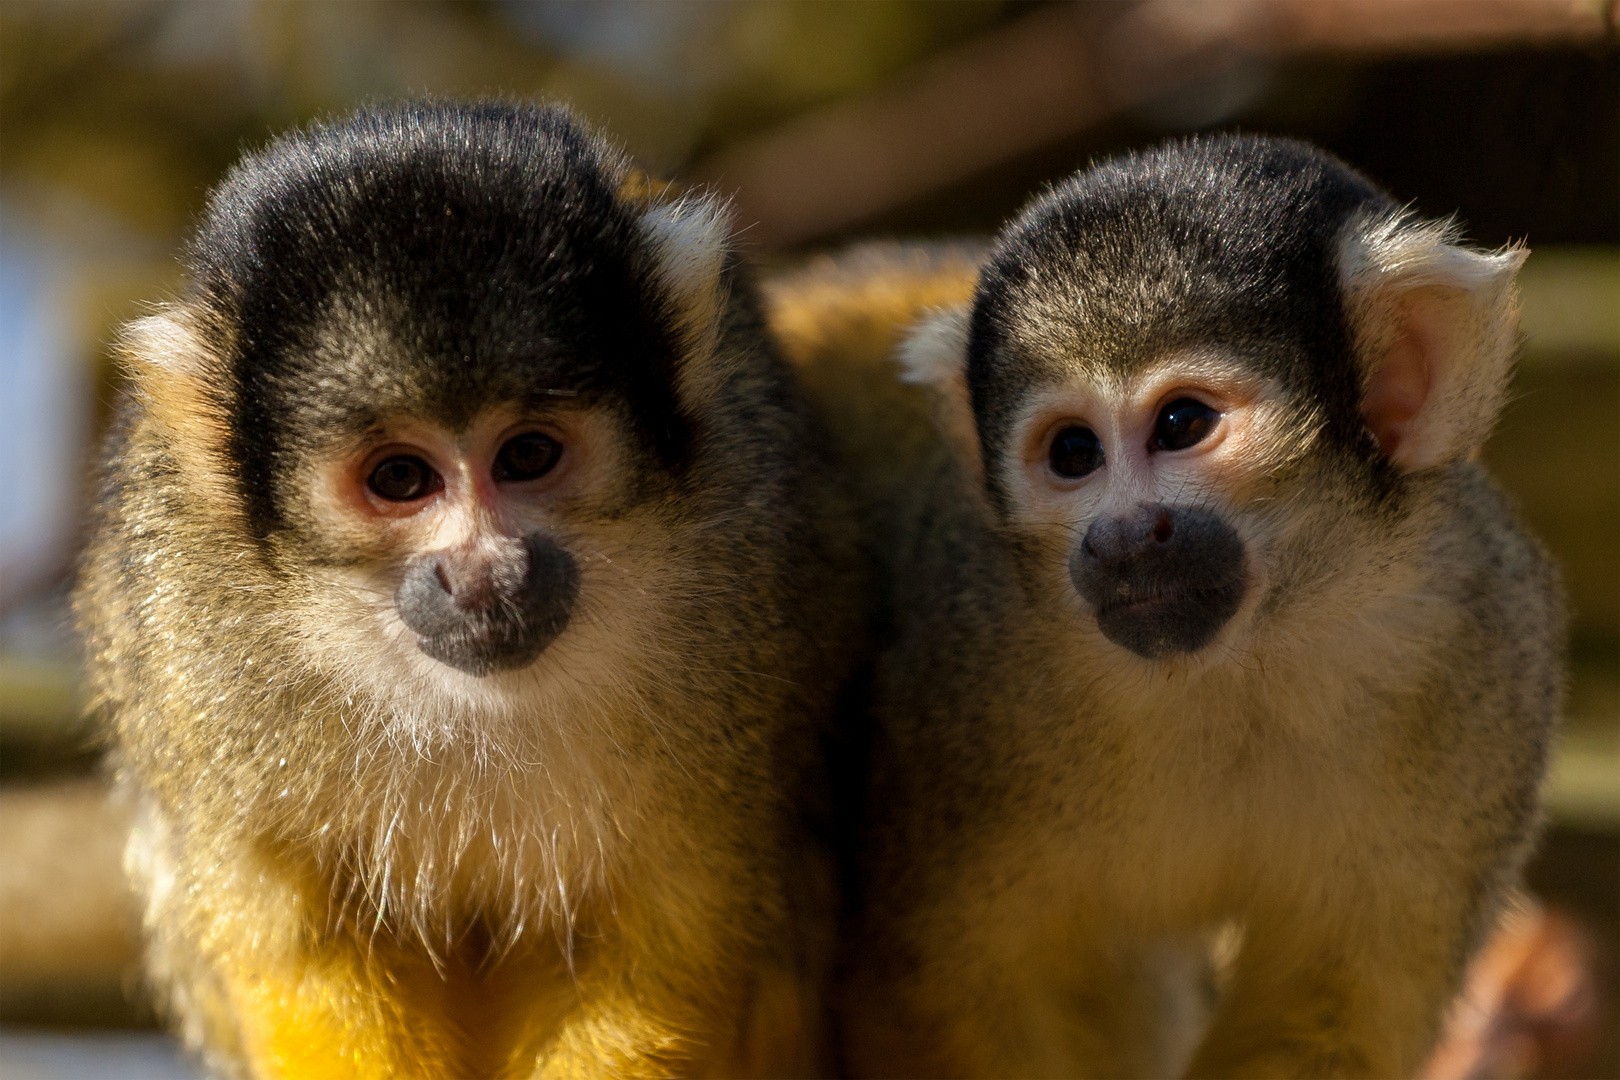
[[1152, 511, 1174, 545], [433, 562, 453, 595]]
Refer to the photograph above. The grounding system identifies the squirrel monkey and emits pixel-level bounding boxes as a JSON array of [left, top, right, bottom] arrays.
[[774, 137, 1564, 1078], [74, 101, 861, 1079]]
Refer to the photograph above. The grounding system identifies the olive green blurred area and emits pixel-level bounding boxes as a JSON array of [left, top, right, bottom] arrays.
[[0, 0, 1005, 232], [0, 0, 1615, 1071]]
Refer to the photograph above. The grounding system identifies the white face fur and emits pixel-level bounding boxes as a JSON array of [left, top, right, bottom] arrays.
[[288, 402, 685, 752], [1001, 351, 1296, 535], [997, 351, 1311, 663]]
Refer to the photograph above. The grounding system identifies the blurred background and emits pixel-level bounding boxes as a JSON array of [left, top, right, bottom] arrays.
[[0, 2, 1615, 1077]]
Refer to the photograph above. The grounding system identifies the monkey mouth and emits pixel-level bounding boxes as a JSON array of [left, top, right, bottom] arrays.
[[1095, 588, 1188, 618], [1091, 566, 1241, 611], [1070, 504, 1249, 660], [1089, 576, 1248, 659]]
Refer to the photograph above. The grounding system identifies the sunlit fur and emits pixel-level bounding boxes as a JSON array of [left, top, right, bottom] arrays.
[[77, 102, 862, 1079], [792, 138, 1562, 1079]]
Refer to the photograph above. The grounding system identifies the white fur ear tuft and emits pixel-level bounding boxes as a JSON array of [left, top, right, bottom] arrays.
[[117, 309, 235, 493], [120, 312, 215, 380], [897, 304, 982, 481], [1339, 212, 1525, 472], [898, 304, 971, 385], [639, 195, 730, 329], [638, 194, 733, 407]]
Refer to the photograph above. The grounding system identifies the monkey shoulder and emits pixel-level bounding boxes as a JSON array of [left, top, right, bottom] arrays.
[[762, 241, 991, 601], [764, 241, 987, 370], [1429, 460, 1564, 727], [1368, 461, 1564, 837], [1428, 461, 1564, 663], [764, 242, 985, 478]]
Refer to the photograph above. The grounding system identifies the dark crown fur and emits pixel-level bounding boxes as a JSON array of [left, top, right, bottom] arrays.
[[187, 101, 694, 540], [970, 135, 1396, 487]]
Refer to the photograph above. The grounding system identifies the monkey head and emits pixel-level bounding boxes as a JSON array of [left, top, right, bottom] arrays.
[[903, 136, 1525, 668], [113, 103, 765, 726]]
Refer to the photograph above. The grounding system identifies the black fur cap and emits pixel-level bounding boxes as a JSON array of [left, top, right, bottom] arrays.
[[185, 101, 692, 540], [969, 135, 1397, 475]]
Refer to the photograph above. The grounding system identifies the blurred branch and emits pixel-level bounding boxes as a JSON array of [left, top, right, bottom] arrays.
[[0, 780, 145, 1027], [695, 0, 1617, 249]]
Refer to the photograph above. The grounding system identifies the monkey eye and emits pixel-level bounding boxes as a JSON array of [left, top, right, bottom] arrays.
[[368, 455, 439, 502], [1048, 426, 1104, 479], [494, 432, 562, 482], [1152, 398, 1220, 452]]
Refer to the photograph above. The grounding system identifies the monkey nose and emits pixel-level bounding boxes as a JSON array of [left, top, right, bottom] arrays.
[[431, 549, 518, 614], [396, 541, 528, 637], [395, 534, 582, 676], [1070, 503, 1248, 658], [1079, 506, 1177, 570]]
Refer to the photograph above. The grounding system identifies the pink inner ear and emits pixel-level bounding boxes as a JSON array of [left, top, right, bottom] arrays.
[[1361, 302, 1435, 464]]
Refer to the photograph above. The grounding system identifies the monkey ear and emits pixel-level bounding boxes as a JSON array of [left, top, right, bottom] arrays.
[[119, 311, 226, 425], [899, 303, 983, 483], [121, 312, 214, 380], [1339, 214, 1527, 472], [637, 194, 733, 406], [119, 310, 238, 502]]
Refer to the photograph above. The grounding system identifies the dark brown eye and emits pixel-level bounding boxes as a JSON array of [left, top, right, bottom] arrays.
[[368, 456, 437, 502], [1049, 426, 1104, 479], [1152, 398, 1219, 451], [494, 432, 561, 482]]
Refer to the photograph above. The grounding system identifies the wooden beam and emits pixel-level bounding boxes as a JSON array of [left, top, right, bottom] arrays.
[[693, 0, 1615, 249]]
